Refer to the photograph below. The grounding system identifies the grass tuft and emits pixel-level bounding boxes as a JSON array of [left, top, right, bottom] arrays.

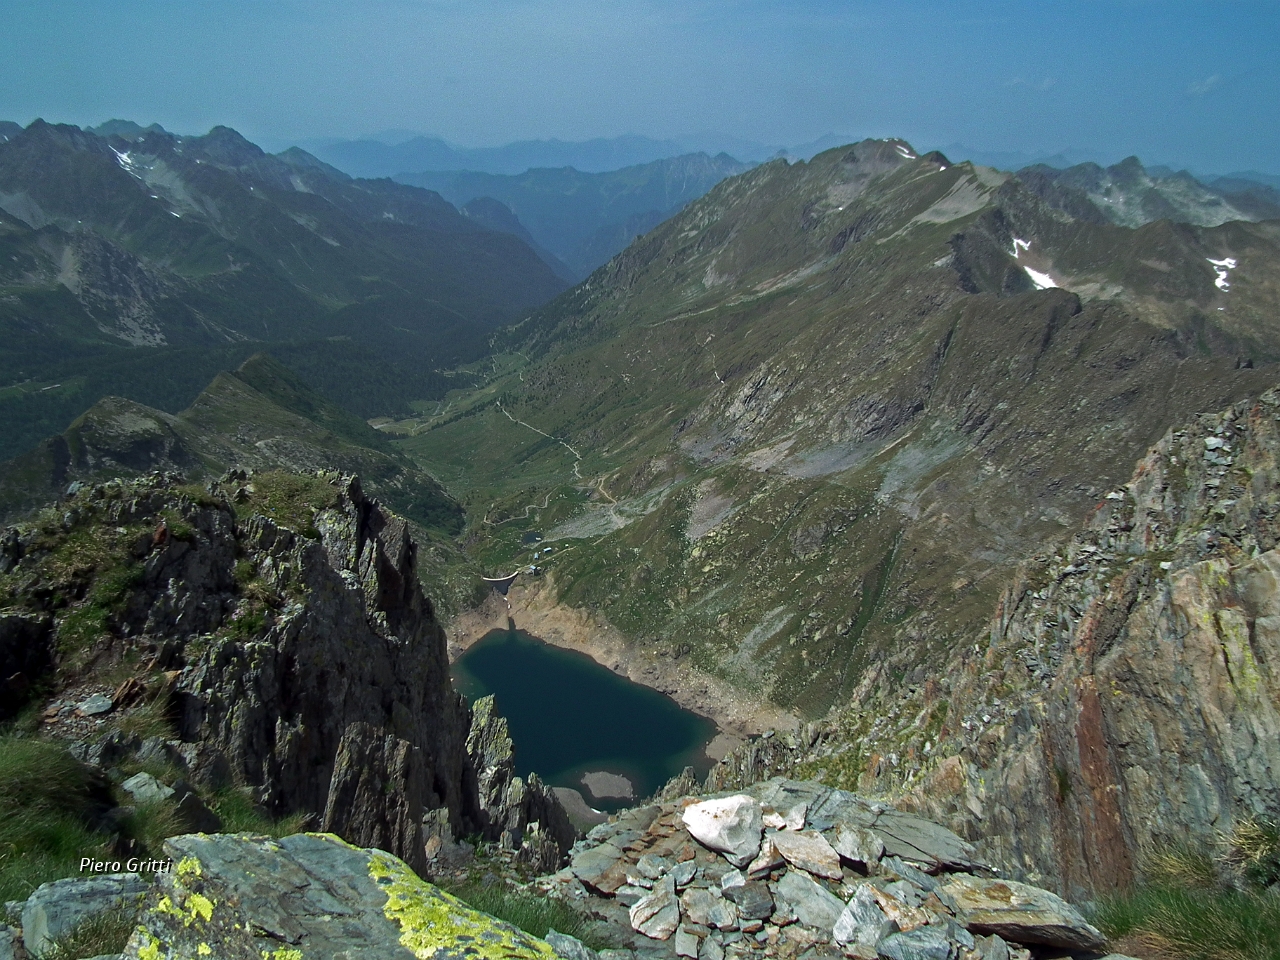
[[1093, 885, 1280, 960], [36, 905, 137, 960], [0, 735, 109, 903], [209, 788, 309, 837], [443, 881, 614, 949]]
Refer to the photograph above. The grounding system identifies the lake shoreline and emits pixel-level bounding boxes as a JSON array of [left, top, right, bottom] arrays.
[[445, 575, 801, 747]]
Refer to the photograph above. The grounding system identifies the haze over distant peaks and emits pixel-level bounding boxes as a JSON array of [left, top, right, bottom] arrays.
[[296, 132, 853, 179]]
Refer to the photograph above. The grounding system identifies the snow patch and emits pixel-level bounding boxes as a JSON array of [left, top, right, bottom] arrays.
[[1206, 256, 1237, 291], [1012, 238, 1031, 258], [895, 144, 916, 159], [110, 148, 143, 179], [1024, 266, 1057, 290]]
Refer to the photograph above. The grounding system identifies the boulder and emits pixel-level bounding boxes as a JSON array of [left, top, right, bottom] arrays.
[[707, 897, 739, 930], [120, 772, 174, 804], [773, 870, 845, 932], [680, 888, 717, 926], [747, 836, 786, 878], [630, 876, 681, 940], [749, 780, 977, 871], [769, 830, 842, 880], [22, 873, 148, 958], [76, 693, 114, 716], [122, 832, 557, 959], [671, 860, 697, 888], [0, 924, 18, 960], [833, 824, 885, 868], [675, 925, 702, 959], [876, 928, 956, 960], [834, 886, 898, 947], [940, 875, 1107, 952], [682, 795, 763, 867]]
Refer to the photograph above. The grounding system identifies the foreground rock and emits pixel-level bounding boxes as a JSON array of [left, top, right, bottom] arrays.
[[544, 778, 1107, 960], [22, 873, 148, 957], [0, 472, 574, 872], [123, 832, 558, 959]]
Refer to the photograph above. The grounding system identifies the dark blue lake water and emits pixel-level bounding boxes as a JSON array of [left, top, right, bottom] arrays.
[[451, 628, 717, 811]]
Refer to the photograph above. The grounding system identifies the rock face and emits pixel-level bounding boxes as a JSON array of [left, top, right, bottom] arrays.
[[543, 779, 1104, 960], [174, 474, 479, 846], [122, 832, 559, 959], [466, 694, 579, 871], [901, 388, 1280, 898], [0, 471, 573, 873], [322, 721, 432, 876]]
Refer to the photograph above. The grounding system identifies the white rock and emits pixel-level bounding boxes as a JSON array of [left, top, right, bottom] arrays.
[[682, 796, 763, 867]]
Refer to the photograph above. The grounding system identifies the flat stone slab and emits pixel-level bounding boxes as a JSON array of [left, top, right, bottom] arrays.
[[770, 830, 842, 880], [746, 779, 977, 871], [940, 875, 1107, 952], [773, 870, 845, 933], [122, 832, 558, 959]]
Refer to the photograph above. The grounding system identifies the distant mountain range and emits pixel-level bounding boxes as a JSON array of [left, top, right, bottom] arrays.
[[401, 153, 754, 278], [1015, 156, 1280, 227], [294, 132, 860, 179], [0, 119, 567, 460], [404, 137, 1280, 719]]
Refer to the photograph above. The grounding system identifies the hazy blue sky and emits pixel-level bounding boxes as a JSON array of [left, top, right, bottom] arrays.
[[1, 0, 1276, 173]]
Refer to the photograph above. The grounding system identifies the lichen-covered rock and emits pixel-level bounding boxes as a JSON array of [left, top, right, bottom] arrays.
[[122, 832, 558, 960]]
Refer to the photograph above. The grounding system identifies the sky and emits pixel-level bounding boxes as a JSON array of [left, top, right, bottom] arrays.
[[0, 0, 1276, 174]]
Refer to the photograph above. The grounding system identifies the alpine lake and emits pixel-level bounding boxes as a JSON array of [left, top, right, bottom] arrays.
[[451, 627, 719, 815]]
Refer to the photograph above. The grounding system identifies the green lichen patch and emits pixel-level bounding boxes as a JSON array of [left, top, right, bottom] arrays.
[[367, 849, 557, 960]]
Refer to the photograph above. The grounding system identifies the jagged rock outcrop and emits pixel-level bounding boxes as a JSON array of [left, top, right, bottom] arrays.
[[123, 832, 559, 959], [322, 722, 432, 876], [467, 694, 579, 871], [1, 470, 574, 874]]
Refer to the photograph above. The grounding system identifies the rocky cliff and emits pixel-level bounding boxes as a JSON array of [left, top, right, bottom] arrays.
[[0, 470, 572, 875], [759, 387, 1280, 899]]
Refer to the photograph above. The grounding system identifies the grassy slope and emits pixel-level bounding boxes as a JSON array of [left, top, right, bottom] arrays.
[[397, 141, 1280, 717]]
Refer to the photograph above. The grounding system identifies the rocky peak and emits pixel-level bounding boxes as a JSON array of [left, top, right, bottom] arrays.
[[0, 470, 574, 876]]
